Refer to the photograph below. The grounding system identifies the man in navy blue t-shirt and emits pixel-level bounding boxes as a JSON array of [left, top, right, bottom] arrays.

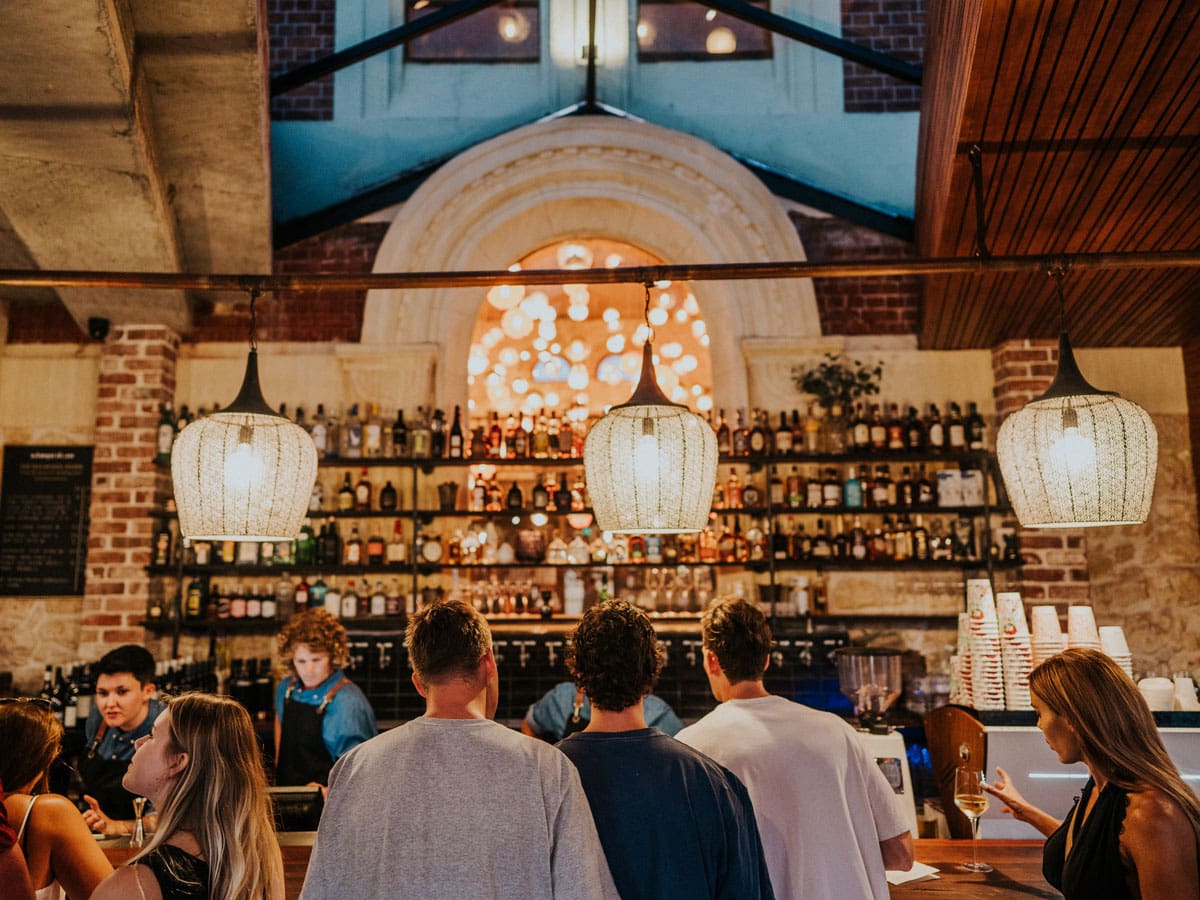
[[557, 599, 775, 900]]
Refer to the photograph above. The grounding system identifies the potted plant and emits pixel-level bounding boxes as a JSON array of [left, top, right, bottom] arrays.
[[791, 353, 883, 410]]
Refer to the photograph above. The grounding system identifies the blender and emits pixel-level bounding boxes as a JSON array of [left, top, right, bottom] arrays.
[[834, 647, 918, 836]]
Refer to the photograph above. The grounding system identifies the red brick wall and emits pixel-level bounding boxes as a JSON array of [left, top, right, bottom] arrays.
[[790, 212, 919, 334], [78, 326, 179, 661], [4, 299, 86, 343], [268, 0, 335, 121], [841, 0, 924, 113], [991, 339, 1090, 605]]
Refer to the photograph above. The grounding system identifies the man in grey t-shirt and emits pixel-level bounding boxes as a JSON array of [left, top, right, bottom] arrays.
[[300, 599, 619, 900]]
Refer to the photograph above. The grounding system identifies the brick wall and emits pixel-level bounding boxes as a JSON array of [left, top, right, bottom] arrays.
[[77, 326, 179, 662], [841, 0, 924, 113], [790, 211, 919, 334], [268, 0, 335, 121], [990, 339, 1090, 606], [4, 299, 86, 343]]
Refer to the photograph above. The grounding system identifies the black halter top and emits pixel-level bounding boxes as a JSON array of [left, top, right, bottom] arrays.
[[1043, 779, 1133, 900]]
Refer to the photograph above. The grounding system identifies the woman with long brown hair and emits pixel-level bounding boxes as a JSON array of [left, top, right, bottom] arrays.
[[986, 648, 1200, 900], [0, 697, 113, 899], [91, 692, 284, 900]]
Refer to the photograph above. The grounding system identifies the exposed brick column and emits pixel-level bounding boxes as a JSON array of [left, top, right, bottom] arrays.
[[991, 340, 1091, 605], [78, 326, 179, 661]]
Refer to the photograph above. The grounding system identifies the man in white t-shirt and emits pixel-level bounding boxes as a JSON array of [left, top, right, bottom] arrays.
[[676, 599, 914, 900]]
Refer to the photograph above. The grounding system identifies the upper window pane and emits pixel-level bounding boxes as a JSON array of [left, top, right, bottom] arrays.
[[406, 0, 540, 63], [637, 0, 772, 61]]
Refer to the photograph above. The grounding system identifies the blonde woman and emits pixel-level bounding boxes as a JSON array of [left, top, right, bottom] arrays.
[[986, 648, 1200, 900], [0, 698, 113, 900], [91, 693, 284, 900]]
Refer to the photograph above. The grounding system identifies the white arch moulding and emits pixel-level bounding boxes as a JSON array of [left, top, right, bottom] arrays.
[[360, 116, 821, 415]]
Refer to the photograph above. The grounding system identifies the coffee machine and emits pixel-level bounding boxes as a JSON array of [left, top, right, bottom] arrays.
[[835, 648, 918, 835]]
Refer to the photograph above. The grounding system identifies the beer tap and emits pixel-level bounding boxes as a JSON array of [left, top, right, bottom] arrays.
[[513, 640, 535, 669], [544, 640, 564, 669], [377, 640, 395, 670], [681, 640, 703, 667], [772, 639, 792, 670], [492, 640, 509, 664]]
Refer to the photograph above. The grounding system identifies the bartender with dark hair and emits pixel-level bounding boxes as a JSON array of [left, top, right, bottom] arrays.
[[79, 644, 164, 835], [274, 608, 375, 826]]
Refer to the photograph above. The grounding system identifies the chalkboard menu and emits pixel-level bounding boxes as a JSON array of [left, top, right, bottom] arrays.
[[0, 446, 92, 596]]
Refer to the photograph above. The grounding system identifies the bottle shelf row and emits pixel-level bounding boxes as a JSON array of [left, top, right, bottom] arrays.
[[147, 558, 1021, 578]]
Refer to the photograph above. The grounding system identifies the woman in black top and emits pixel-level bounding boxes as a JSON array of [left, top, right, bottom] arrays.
[[91, 693, 284, 900], [985, 649, 1200, 900]]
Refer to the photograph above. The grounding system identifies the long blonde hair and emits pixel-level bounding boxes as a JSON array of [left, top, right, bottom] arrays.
[[132, 693, 283, 900], [1030, 648, 1200, 840]]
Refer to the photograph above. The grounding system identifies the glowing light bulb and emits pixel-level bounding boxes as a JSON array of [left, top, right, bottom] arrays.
[[634, 419, 660, 481], [1049, 408, 1097, 476], [706, 27, 736, 54], [224, 426, 265, 491]]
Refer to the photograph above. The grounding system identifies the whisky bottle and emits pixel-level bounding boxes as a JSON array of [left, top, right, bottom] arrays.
[[851, 404, 870, 449], [897, 466, 915, 507], [379, 480, 398, 511], [804, 403, 821, 454], [868, 404, 887, 451], [338, 473, 355, 511], [786, 465, 803, 509], [532, 476, 549, 510], [741, 477, 762, 509], [947, 402, 966, 451], [726, 469, 743, 509], [386, 520, 407, 564], [355, 467, 372, 511], [715, 409, 732, 456], [344, 526, 364, 566], [810, 518, 832, 559], [155, 402, 176, 466], [507, 482, 524, 510], [366, 531, 385, 566], [341, 579, 358, 619], [905, 406, 925, 451], [825, 403, 848, 455], [392, 409, 408, 457], [769, 466, 785, 507], [774, 411, 793, 455], [749, 409, 769, 456], [926, 404, 945, 453], [886, 403, 905, 451], [966, 402, 986, 450], [732, 409, 750, 456], [821, 467, 842, 508], [532, 409, 550, 458]]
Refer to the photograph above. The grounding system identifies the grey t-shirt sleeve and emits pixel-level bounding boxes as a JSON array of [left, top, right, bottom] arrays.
[[548, 756, 622, 900]]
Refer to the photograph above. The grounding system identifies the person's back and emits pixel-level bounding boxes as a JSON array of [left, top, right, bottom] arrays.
[[558, 726, 771, 900], [678, 695, 905, 899], [300, 599, 618, 900]]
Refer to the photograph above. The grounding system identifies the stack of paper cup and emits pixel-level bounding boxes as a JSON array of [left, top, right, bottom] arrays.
[[965, 579, 1005, 710], [1173, 675, 1200, 711], [1030, 606, 1067, 666], [1138, 677, 1175, 711], [1098, 625, 1133, 678], [950, 612, 973, 706], [1066, 605, 1102, 651], [996, 591, 1033, 710]]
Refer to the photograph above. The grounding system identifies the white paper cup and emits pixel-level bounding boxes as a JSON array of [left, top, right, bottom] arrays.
[[1099, 625, 1130, 656], [1030, 606, 1063, 639], [1138, 677, 1175, 711], [1067, 605, 1100, 644]]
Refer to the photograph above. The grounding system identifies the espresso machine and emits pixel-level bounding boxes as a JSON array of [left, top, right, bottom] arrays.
[[835, 647, 918, 836]]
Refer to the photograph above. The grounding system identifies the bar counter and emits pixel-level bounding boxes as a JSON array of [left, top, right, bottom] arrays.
[[102, 836, 1055, 898]]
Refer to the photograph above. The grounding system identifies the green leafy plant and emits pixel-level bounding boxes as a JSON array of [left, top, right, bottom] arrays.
[[791, 354, 883, 410]]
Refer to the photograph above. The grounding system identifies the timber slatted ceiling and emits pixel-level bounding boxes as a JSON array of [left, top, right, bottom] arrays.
[[918, 0, 1200, 349]]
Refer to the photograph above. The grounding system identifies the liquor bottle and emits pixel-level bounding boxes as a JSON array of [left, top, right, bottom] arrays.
[[363, 403, 383, 458], [531, 409, 549, 458], [966, 402, 986, 450], [557, 411, 575, 459], [370, 581, 387, 617], [893, 515, 913, 561], [571, 471, 587, 511], [726, 469, 743, 509], [379, 480, 398, 511], [712, 477, 726, 509], [503, 411, 520, 458], [715, 409, 731, 456], [337, 473, 355, 511], [790, 520, 811, 560], [872, 464, 895, 507], [628, 532, 646, 563], [531, 476, 549, 510], [850, 516, 868, 561], [259, 538, 275, 567], [152, 522, 173, 567], [295, 519, 316, 565], [810, 518, 832, 559], [344, 526, 364, 566], [341, 579, 359, 619], [430, 408, 447, 458], [741, 478, 762, 508], [786, 465, 803, 509], [911, 514, 930, 560], [824, 403, 848, 455], [716, 518, 735, 562], [805, 466, 824, 509], [61, 671, 79, 729], [355, 467, 372, 511], [386, 520, 407, 564], [745, 518, 766, 562], [74, 665, 94, 723], [319, 577, 339, 617], [905, 406, 926, 451], [155, 402, 176, 466], [411, 407, 432, 459], [311, 403, 330, 459], [342, 403, 364, 459], [851, 404, 870, 449], [244, 585, 262, 619], [554, 478, 572, 512], [749, 410, 769, 456], [487, 411, 503, 457], [506, 482, 524, 510], [176, 404, 192, 432], [228, 583, 247, 619], [803, 404, 821, 454], [772, 519, 791, 561], [897, 466, 916, 507], [386, 579, 403, 616], [366, 530, 385, 566], [768, 466, 785, 507], [832, 516, 849, 560], [886, 403, 905, 451], [844, 466, 864, 509], [774, 411, 793, 455], [392, 409, 408, 458], [185, 575, 205, 620], [926, 404, 945, 453], [947, 402, 967, 451], [321, 518, 342, 566], [732, 409, 750, 456], [448, 405, 464, 458], [917, 464, 937, 506], [309, 480, 324, 512], [868, 404, 887, 451], [236, 540, 259, 566], [821, 467, 842, 507]]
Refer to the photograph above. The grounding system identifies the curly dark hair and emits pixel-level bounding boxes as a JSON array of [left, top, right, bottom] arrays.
[[406, 598, 492, 686], [700, 598, 772, 684], [278, 607, 349, 670], [567, 599, 664, 712]]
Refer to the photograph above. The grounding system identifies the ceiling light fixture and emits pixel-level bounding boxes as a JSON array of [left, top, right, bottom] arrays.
[[172, 289, 318, 541], [996, 265, 1158, 528], [584, 284, 717, 533]]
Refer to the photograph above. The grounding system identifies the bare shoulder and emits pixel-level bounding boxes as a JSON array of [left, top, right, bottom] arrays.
[[29, 793, 90, 835], [93, 864, 164, 900], [1122, 788, 1192, 846]]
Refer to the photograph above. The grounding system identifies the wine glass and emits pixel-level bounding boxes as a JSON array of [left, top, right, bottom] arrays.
[[953, 768, 993, 873]]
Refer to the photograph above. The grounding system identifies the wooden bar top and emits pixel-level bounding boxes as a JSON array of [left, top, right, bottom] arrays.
[[103, 836, 1054, 899]]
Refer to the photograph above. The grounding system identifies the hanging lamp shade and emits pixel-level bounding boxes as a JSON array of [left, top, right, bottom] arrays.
[[171, 350, 318, 541], [584, 341, 717, 533], [996, 332, 1157, 528]]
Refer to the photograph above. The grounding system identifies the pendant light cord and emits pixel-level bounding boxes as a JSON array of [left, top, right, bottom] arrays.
[[1047, 262, 1069, 333], [642, 282, 654, 343], [247, 288, 260, 352]]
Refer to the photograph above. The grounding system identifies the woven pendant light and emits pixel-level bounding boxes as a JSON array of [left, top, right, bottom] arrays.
[[171, 293, 317, 541], [996, 271, 1158, 528], [584, 286, 717, 533]]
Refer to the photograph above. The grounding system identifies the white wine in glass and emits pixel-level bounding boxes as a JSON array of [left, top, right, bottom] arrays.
[[954, 768, 994, 873]]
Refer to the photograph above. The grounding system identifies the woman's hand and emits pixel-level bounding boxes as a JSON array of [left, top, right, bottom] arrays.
[[81, 795, 130, 836], [983, 768, 1061, 837]]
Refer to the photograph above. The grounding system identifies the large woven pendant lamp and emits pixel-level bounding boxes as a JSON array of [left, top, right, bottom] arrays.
[[584, 284, 717, 533], [171, 290, 318, 541], [996, 267, 1158, 528]]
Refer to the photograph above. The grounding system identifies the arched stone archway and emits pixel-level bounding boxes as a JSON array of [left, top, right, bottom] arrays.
[[353, 117, 820, 413]]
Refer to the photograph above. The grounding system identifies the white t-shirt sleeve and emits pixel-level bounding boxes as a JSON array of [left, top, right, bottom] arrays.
[[854, 737, 913, 840]]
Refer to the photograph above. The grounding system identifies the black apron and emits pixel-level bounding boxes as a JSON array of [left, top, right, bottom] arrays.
[[560, 689, 589, 739], [275, 677, 347, 831], [78, 724, 137, 820]]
